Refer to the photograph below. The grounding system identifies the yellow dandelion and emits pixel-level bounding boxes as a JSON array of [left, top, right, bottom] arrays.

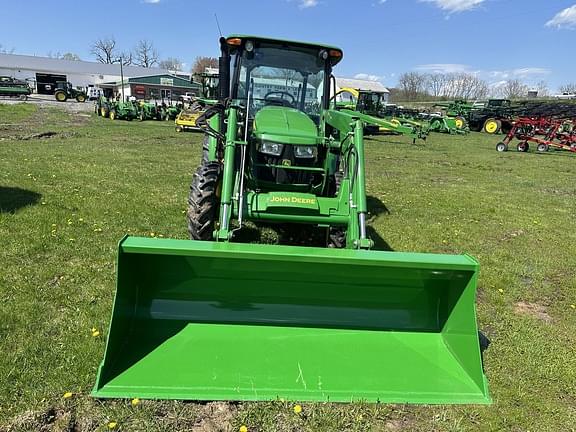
[[131, 398, 140, 406], [570, 304, 575, 309], [107, 421, 117, 429], [498, 288, 504, 294], [92, 330, 100, 337], [293, 404, 302, 414], [150, 232, 156, 237], [79, 218, 84, 222], [63, 391, 73, 398], [239, 426, 248, 432], [51, 224, 57, 227]]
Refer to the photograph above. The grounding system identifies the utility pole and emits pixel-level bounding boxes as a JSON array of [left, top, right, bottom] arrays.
[[120, 56, 125, 102]]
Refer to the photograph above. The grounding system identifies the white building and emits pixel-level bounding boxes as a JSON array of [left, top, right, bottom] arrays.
[[335, 77, 390, 102], [0, 53, 184, 94]]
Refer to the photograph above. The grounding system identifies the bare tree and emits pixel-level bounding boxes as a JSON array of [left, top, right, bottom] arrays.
[[48, 51, 81, 61], [134, 40, 159, 68], [426, 73, 448, 98], [119, 51, 133, 66], [159, 57, 183, 72], [91, 37, 117, 64], [535, 80, 549, 97], [558, 83, 576, 94], [192, 56, 218, 74], [500, 79, 528, 99], [397, 72, 428, 101], [0, 43, 15, 54]]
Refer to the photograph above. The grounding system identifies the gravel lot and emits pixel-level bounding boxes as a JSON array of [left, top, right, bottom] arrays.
[[0, 94, 94, 113]]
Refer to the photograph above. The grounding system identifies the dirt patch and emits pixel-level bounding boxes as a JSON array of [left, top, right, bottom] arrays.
[[500, 229, 525, 242], [192, 402, 237, 431], [0, 407, 83, 432], [514, 301, 553, 323]]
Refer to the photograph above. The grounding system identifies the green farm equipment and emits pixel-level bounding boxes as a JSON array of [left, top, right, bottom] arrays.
[[95, 96, 112, 117], [161, 103, 182, 121], [428, 115, 469, 135], [54, 81, 87, 103], [93, 35, 490, 404], [137, 101, 161, 121], [109, 100, 138, 121], [335, 88, 427, 140], [0, 76, 32, 100]]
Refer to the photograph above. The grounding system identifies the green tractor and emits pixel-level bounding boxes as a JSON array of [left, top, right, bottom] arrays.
[[136, 101, 160, 121], [93, 35, 489, 404], [95, 96, 112, 117], [335, 87, 427, 139], [108, 100, 138, 121], [54, 81, 87, 103], [160, 102, 182, 121]]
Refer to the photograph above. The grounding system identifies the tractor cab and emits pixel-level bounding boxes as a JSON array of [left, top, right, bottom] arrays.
[[335, 87, 387, 117], [220, 35, 343, 193]]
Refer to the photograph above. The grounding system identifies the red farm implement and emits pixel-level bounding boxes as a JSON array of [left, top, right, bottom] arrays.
[[496, 117, 576, 154]]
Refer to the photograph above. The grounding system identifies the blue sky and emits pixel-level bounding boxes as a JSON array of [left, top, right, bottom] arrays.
[[1, 0, 575, 92]]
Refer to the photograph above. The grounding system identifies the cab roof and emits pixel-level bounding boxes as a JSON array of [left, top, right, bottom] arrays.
[[225, 34, 343, 65]]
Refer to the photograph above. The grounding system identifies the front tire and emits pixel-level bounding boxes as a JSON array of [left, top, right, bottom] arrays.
[[76, 94, 86, 103], [496, 142, 508, 152], [537, 143, 549, 152], [187, 161, 222, 240], [516, 141, 529, 152]]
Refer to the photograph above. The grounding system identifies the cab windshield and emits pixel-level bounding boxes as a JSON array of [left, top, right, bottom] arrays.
[[235, 44, 326, 118]]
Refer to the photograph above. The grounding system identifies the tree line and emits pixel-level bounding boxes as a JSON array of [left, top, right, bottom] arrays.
[[89, 37, 216, 74], [391, 71, 575, 102]]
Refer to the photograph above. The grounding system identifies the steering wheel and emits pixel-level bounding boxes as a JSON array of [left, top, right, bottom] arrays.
[[264, 91, 296, 107]]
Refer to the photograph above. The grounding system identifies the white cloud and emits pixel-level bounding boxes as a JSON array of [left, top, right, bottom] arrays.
[[546, 5, 576, 28], [354, 73, 382, 81], [299, 0, 318, 8], [415, 64, 550, 80], [420, 0, 485, 13], [143, 0, 160, 3], [415, 63, 471, 73], [512, 67, 550, 77]]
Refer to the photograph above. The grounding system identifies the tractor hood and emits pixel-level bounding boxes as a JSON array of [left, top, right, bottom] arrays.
[[253, 106, 321, 145]]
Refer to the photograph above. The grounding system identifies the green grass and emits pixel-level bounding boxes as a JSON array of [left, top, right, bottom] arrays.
[[1, 103, 575, 431]]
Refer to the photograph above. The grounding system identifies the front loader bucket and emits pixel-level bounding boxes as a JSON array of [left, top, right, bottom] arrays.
[[92, 237, 490, 404]]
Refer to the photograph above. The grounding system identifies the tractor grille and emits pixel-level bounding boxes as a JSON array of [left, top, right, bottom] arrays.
[[256, 146, 320, 186]]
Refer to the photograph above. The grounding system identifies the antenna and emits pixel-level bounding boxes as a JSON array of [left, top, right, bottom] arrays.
[[214, 13, 223, 37]]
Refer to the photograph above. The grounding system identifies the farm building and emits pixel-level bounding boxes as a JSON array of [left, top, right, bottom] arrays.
[[100, 74, 201, 100], [335, 77, 390, 101], [0, 53, 186, 95]]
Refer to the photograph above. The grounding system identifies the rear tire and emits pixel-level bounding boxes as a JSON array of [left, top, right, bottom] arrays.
[[483, 118, 501, 134], [187, 161, 222, 241], [55, 91, 67, 102], [496, 142, 508, 152]]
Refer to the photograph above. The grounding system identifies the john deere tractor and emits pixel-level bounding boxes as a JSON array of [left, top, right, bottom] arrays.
[[54, 81, 87, 102], [93, 35, 489, 405], [335, 87, 427, 138]]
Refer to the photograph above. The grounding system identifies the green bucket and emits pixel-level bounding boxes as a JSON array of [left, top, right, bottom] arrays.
[[92, 236, 490, 404]]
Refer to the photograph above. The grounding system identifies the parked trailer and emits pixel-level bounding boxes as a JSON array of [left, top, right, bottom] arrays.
[[0, 76, 32, 100]]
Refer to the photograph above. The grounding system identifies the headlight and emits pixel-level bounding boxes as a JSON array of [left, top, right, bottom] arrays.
[[258, 141, 284, 156], [294, 145, 316, 158]]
